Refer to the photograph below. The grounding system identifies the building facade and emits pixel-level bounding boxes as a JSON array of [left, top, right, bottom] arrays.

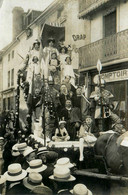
[[0, 0, 87, 113], [78, 0, 128, 128]]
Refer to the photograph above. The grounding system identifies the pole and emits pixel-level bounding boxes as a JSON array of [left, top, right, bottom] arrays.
[[42, 75, 46, 146], [97, 59, 103, 132], [43, 105, 46, 146]]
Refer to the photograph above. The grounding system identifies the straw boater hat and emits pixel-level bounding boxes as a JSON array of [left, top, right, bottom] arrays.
[[23, 147, 35, 157], [11, 145, 20, 157], [0, 175, 6, 184], [4, 163, 27, 181], [49, 167, 76, 182], [37, 147, 48, 156], [55, 157, 74, 169], [13, 142, 28, 152], [0, 137, 4, 141], [32, 185, 53, 195], [23, 172, 44, 190], [70, 184, 92, 195], [27, 159, 47, 173]]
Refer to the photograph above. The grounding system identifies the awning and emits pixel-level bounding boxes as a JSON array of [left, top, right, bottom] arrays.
[[78, 0, 111, 19], [40, 23, 65, 48]]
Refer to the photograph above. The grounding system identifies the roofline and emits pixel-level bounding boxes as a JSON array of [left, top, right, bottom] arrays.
[[0, 0, 62, 56]]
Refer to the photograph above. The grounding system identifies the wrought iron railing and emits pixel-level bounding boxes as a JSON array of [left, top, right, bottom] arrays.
[[79, 29, 128, 69]]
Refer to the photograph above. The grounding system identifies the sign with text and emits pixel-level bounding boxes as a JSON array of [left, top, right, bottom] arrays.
[[94, 69, 128, 83], [72, 34, 86, 41]]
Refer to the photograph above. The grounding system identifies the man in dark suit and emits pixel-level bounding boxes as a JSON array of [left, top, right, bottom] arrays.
[[60, 99, 81, 140]]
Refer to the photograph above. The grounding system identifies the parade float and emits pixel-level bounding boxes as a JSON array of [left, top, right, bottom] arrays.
[[10, 23, 128, 183]]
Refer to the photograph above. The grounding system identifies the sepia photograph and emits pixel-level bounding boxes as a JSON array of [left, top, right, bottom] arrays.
[[0, 0, 128, 194]]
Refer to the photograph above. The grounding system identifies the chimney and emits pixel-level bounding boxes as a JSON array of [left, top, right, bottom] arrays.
[[12, 7, 24, 40]]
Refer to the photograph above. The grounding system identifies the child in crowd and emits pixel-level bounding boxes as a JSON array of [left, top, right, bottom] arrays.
[[52, 121, 70, 141], [59, 46, 69, 82], [27, 56, 43, 87], [62, 56, 75, 86], [79, 115, 97, 142], [79, 116, 97, 161], [49, 52, 60, 77], [59, 46, 69, 65]]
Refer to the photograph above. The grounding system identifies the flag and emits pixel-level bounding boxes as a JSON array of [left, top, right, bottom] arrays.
[[97, 59, 102, 73]]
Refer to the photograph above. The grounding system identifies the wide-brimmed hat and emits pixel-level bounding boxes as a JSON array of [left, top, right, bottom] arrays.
[[59, 121, 66, 126], [49, 167, 76, 182], [23, 172, 44, 190], [48, 37, 55, 43], [37, 147, 48, 156], [55, 157, 74, 169], [23, 147, 35, 157], [31, 185, 53, 195], [0, 175, 6, 184], [59, 45, 68, 53], [33, 39, 40, 45], [27, 159, 47, 173], [11, 144, 20, 156], [13, 142, 28, 151], [70, 184, 92, 195], [4, 163, 27, 181], [11, 150, 20, 157]]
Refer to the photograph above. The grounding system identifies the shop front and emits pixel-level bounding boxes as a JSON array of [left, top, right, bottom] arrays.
[[88, 64, 128, 129]]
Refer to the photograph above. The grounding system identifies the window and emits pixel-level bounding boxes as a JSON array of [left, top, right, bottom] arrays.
[[3, 98, 6, 110], [103, 10, 117, 57], [11, 69, 14, 86], [8, 71, 10, 87], [27, 13, 33, 25], [8, 97, 10, 110], [12, 50, 14, 58], [10, 96, 14, 109], [26, 28, 32, 39], [104, 10, 116, 37], [8, 53, 10, 61]]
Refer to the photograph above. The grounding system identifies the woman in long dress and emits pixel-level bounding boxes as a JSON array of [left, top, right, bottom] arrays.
[[62, 56, 75, 86], [42, 38, 59, 79]]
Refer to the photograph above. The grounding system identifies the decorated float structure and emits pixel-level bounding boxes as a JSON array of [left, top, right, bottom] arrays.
[[3, 22, 128, 184]]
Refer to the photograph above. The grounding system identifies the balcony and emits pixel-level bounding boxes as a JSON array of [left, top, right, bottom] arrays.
[[79, 0, 111, 19], [79, 29, 128, 70]]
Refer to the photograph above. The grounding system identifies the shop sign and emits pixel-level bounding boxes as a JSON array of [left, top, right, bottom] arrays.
[[72, 34, 86, 41], [93, 69, 128, 83]]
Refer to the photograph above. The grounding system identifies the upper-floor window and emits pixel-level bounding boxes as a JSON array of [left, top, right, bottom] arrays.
[[27, 13, 33, 26], [12, 50, 14, 59], [11, 68, 14, 86], [8, 97, 10, 110], [8, 53, 10, 61], [26, 27, 33, 39], [8, 71, 10, 87], [104, 10, 116, 37]]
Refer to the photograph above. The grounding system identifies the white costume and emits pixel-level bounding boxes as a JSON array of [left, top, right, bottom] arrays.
[[59, 53, 69, 82], [62, 62, 75, 86], [52, 127, 70, 142], [43, 46, 59, 78]]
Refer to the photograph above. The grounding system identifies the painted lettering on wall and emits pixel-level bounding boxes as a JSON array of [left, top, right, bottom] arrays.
[[94, 69, 128, 83], [72, 34, 86, 41]]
